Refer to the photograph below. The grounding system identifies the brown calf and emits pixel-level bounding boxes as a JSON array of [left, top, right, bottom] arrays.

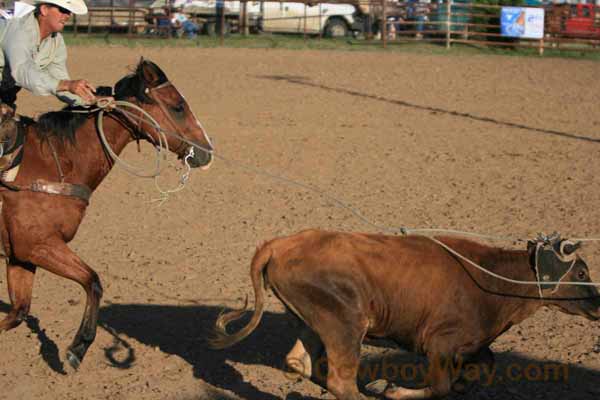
[[211, 229, 600, 399]]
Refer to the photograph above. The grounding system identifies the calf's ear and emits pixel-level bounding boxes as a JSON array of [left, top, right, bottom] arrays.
[[560, 240, 581, 256]]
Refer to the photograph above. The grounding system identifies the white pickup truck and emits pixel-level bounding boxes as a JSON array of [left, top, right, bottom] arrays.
[[258, 2, 360, 37], [176, 0, 365, 37]]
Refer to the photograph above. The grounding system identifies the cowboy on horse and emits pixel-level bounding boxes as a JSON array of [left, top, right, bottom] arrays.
[[0, 0, 96, 159]]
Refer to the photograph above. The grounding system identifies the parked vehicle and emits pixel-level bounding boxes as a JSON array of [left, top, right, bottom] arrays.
[[258, 2, 361, 37], [564, 3, 600, 39], [174, 1, 260, 35], [169, 0, 369, 37], [546, 3, 600, 39], [65, 0, 380, 38]]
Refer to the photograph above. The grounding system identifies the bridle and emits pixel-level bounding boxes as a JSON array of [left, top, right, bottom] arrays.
[[145, 81, 192, 159], [113, 80, 199, 160]]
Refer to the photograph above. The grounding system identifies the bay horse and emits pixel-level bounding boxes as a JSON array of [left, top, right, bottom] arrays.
[[0, 59, 214, 369]]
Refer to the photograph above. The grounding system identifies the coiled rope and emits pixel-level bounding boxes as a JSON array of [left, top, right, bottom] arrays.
[[73, 98, 194, 201]]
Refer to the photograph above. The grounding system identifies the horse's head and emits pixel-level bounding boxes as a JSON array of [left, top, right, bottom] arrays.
[[114, 58, 213, 169]]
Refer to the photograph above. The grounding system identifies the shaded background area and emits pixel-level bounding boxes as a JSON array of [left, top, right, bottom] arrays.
[[0, 47, 599, 399]]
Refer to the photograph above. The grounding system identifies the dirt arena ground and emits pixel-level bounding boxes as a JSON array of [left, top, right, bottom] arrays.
[[1, 46, 600, 400]]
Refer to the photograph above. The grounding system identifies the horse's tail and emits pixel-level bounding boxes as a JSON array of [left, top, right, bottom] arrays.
[[209, 243, 273, 350]]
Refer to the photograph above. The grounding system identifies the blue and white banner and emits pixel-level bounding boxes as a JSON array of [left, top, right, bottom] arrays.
[[501, 7, 545, 39]]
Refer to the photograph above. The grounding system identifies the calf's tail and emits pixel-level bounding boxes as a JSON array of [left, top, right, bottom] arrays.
[[209, 244, 272, 349]]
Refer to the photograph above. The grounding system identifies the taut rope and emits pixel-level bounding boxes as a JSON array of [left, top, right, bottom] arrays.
[[82, 99, 600, 292]]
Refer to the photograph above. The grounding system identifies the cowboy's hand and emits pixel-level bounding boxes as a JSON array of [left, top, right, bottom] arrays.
[[59, 79, 97, 104]]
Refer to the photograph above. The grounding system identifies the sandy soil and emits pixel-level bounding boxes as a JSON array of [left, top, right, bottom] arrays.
[[1, 46, 600, 400]]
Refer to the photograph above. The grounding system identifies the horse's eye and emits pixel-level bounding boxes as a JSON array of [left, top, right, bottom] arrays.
[[577, 270, 587, 281], [171, 103, 185, 114]]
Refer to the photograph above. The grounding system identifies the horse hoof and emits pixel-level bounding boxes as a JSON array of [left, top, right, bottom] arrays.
[[365, 379, 389, 395], [66, 350, 81, 371]]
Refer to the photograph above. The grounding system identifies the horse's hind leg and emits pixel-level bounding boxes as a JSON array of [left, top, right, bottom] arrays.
[[0, 262, 36, 332], [27, 238, 103, 370]]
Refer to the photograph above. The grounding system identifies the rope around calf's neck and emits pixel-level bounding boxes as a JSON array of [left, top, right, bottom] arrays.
[[425, 236, 600, 295]]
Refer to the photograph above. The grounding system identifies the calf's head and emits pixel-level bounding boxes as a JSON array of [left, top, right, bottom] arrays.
[[528, 235, 600, 320]]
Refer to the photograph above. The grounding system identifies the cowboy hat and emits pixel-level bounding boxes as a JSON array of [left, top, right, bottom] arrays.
[[23, 0, 88, 15]]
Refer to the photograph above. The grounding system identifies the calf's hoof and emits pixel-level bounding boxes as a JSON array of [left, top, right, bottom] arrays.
[[365, 379, 390, 395], [286, 352, 312, 378]]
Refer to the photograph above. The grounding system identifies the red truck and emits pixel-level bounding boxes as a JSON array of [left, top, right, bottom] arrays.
[[546, 4, 600, 39], [563, 4, 600, 38]]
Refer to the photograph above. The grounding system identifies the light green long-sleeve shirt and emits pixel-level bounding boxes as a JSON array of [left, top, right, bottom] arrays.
[[0, 12, 85, 106]]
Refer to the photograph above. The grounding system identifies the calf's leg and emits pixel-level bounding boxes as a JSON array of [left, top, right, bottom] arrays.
[[0, 262, 36, 332], [452, 346, 495, 393], [381, 346, 456, 400], [322, 335, 364, 400], [309, 315, 368, 400]]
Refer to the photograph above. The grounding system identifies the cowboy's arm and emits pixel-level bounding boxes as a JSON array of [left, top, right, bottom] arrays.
[[3, 29, 92, 105], [3, 26, 60, 96], [45, 37, 91, 106]]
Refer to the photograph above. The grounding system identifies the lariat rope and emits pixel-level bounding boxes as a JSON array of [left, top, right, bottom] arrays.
[[72, 98, 193, 199], [75, 98, 600, 292], [97, 100, 166, 178]]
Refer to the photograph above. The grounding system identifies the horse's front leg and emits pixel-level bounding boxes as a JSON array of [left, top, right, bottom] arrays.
[[0, 261, 36, 332], [26, 238, 103, 370]]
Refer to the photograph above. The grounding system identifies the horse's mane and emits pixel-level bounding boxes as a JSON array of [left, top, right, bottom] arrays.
[[34, 59, 168, 145], [35, 109, 91, 145]]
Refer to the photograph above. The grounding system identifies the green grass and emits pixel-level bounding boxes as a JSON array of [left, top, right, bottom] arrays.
[[63, 32, 600, 60]]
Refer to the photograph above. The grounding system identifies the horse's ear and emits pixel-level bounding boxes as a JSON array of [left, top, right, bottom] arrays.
[[139, 60, 161, 88]]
